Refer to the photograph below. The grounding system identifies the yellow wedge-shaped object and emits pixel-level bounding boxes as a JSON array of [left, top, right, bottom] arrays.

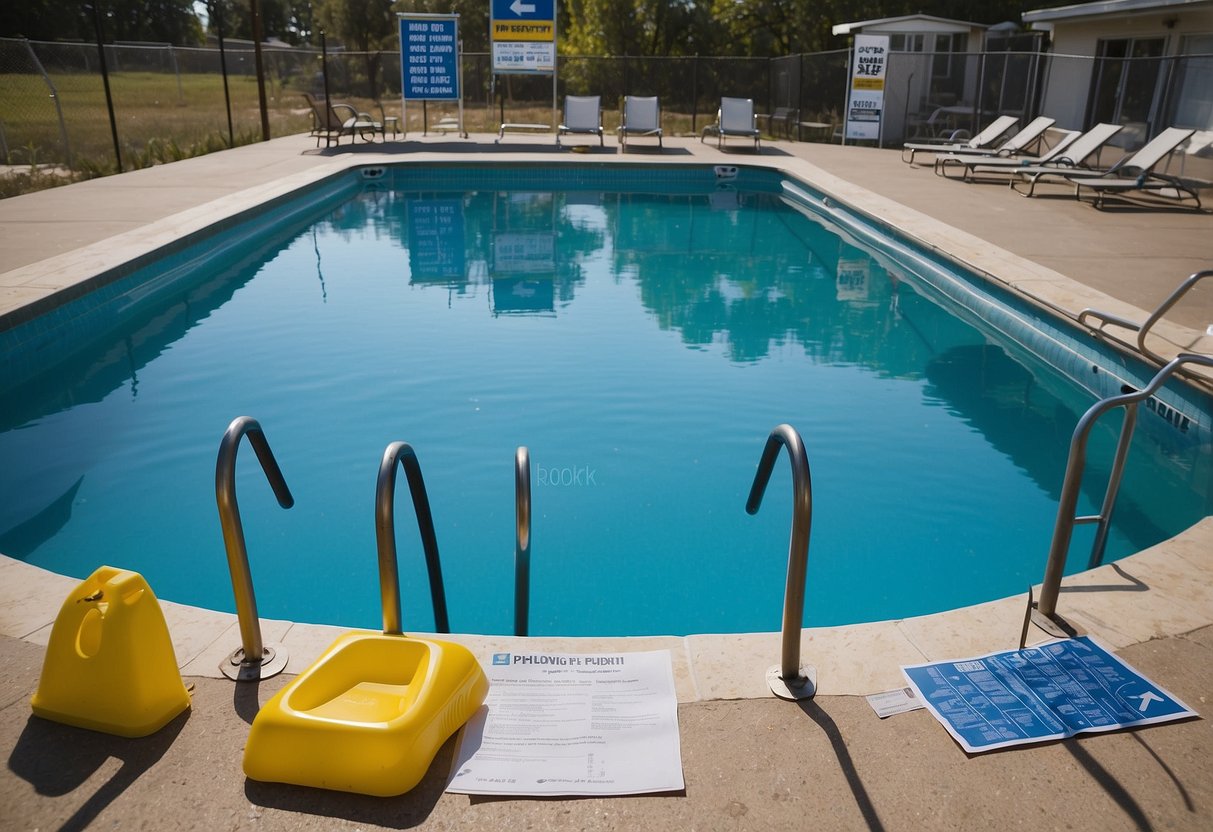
[[243, 631, 488, 796], [31, 566, 191, 737]]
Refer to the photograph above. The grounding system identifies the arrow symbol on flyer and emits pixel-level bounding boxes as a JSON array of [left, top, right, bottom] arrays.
[[510, 0, 536, 15], [1135, 692, 1164, 712]]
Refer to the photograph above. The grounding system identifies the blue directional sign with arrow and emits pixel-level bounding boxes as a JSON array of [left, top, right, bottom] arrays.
[[491, 0, 556, 73]]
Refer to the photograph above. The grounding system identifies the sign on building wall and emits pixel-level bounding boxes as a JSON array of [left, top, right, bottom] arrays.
[[844, 34, 889, 142], [491, 0, 556, 74]]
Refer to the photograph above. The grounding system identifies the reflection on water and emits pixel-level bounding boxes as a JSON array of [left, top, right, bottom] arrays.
[[1, 172, 1210, 637]]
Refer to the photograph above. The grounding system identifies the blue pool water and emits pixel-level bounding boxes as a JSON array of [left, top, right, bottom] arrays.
[[1, 164, 1210, 637]]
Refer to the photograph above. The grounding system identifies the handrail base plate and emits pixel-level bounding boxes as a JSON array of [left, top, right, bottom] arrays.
[[221, 644, 289, 681], [767, 664, 817, 701]]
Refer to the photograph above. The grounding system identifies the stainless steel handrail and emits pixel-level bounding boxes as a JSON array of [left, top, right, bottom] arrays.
[[514, 446, 532, 637], [1077, 270, 1213, 367], [1034, 353, 1213, 633], [215, 416, 294, 680], [375, 441, 449, 635], [746, 424, 816, 700]]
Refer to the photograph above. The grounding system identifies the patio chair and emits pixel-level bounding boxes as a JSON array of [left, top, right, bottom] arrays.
[[617, 95, 663, 151], [557, 95, 604, 146], [700, 97, 761, 150], [936, 123, 1124, 182], [1070, 128, 1201, 210], [303, 92, 382, 147], [929, 116, 1056, 173], [900, 114, 1018, 164], [1011, 126, 1198, 208]]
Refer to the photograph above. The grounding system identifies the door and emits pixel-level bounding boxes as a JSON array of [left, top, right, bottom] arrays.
[[1087, 37, 1165, 144]]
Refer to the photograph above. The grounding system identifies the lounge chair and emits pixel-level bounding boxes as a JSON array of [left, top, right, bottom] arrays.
[[700, 97, 761, 150], [1011, 126, 1199, 208], [900, 114, 1018, 164], [617, 95, 663, 151], [302, 92, 382, 147], [937, 123, 1124, 182], [929, 116, 1056, 173], [557, 95, 604, 146]]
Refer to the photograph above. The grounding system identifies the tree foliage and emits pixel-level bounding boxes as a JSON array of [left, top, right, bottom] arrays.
[[1, 1, 203, 45]]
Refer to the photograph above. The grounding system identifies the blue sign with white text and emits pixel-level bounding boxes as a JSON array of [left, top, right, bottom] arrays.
[[903, 636, 1197, 753], [400, 16, 459, 100]]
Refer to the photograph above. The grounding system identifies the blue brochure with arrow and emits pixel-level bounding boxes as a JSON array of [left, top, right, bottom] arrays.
[[902, 636, 1197, 753]]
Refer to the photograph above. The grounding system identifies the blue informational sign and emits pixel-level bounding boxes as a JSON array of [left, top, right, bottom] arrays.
[[400, 15, 460, 100], [903, 636, 1197, 753], [407, 199, 465, 282], [492, 0, 555, 20]]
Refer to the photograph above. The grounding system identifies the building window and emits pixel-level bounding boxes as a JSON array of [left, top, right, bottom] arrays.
[[1169, 34, 1213, 131], [889, 33, 925, 52]]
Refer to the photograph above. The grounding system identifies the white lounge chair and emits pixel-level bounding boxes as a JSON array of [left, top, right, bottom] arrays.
[[617, 96, 663, 151], [557, 95, 603, 146], [1011, 126, 1198, 209], [701, 97, 760, 150], [937, 123, 1124, 182], [900, 115, 1018, 164], [930, 116, 1056, 173]]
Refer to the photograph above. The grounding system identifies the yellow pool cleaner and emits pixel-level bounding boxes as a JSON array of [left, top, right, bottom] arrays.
[[242, 630, 488, 796], [31, 566, 191, 737]]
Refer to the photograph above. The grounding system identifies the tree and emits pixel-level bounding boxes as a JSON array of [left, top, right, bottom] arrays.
[[313, 0, 396, 96], [206, 0, 314, 45], [2, 1, 203, 45]]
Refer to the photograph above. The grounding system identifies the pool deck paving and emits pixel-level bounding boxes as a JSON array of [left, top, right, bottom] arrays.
[[2, 133, 1213, 830]]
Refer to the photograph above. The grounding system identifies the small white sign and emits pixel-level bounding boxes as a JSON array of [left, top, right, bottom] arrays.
[[844, 34, 889, 141], [866, 686, 924, 719], [492, 41, 556, 73], [447, 650, 685, 796]]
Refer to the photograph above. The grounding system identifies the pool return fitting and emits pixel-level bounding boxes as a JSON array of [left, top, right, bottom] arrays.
[[747, 424, 817, 700], [1028, 353, 1213, 643], [215, 416, 294, 680]]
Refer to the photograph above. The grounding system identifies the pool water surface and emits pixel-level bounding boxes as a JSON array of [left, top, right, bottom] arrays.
[[1, 165, 1209, 637]]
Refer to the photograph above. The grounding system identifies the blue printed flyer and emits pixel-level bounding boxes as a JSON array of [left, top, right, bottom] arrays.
[[902, 636, 1197, 753]]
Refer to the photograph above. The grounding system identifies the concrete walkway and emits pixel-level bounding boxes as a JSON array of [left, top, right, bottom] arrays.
[[2, 133, 1212, 830]]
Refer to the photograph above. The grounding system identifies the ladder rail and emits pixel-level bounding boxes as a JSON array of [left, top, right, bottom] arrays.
[[1077, 269, 1213, 366], [746, 424, 814, 694], [1036, 353, 1213, 622], [215, 416, 294, 676], [376, 441, 449, 635], [515, 446, 531, 637]]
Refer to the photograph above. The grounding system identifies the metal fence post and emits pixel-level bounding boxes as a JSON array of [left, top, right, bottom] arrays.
[[22, 38, 72, 167], [89, 2, 122, 172]]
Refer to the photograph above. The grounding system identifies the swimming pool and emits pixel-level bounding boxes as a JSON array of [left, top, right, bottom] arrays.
[[1, 163, 1210, 637]]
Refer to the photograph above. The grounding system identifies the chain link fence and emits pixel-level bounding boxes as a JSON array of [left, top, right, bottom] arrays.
[[2, 37, 1209, 187]]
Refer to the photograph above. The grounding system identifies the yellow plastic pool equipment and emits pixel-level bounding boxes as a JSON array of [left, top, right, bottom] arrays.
[[242, 630, 488, 796], [31, 565, 191, 737]]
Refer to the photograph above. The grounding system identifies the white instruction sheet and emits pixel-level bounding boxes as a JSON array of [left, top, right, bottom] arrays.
[[447, 650, 684, 796]]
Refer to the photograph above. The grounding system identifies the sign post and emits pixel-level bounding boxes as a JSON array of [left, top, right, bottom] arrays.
[[399, 13, 464, 138], [490, 0, 558, 140], [843, 34, 889, 144]]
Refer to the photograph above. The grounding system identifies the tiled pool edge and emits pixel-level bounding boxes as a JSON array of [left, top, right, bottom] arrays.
[[3, 515, 1211, 701]]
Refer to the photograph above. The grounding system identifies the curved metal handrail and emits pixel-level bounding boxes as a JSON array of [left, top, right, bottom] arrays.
[[1035, 353, 1213, 629], [375, 441, 449, 635], [515, 446, 532, 637], [746, 424, 815, 699], [1077, 269, 1213, 367], [215, 416, 294, 678]]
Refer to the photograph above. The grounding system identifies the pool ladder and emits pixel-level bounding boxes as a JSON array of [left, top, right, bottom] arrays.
[[1076, 269, 1213, 367], [215, 418, 449, 680], [1029, 353, 1213, 641]]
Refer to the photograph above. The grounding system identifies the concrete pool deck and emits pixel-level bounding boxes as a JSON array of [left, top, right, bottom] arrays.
[[2, 133, 1213, 829]]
